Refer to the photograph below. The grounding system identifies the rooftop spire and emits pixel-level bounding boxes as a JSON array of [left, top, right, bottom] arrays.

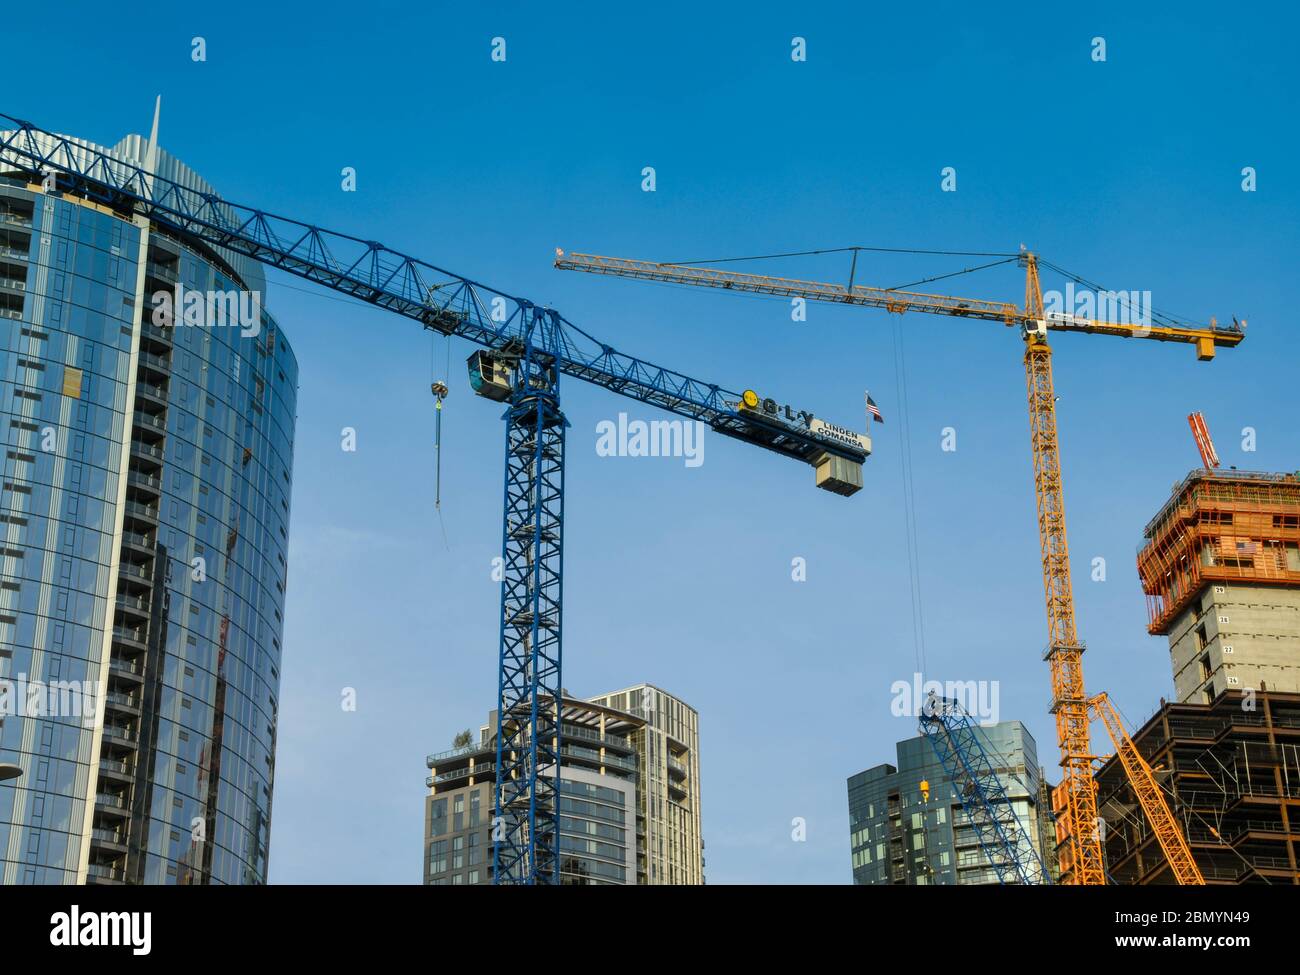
[[144, 95, 161, 174]]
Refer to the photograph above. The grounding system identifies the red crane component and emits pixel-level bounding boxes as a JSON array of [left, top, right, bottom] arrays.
[[1188, 412, 1221, 469]]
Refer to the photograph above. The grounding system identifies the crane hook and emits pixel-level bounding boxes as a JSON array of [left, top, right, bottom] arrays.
[[431, 381, 449, 509]]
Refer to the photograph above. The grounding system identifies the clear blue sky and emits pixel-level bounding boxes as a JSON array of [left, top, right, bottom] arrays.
[[9, 1, 1297, 883]]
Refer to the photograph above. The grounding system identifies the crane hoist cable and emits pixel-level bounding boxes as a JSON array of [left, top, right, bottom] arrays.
[[662, 244, 1022, 266], [886, 256, 1021, 293], [891, 317, 927, 677], [430, 330, 452, 550]]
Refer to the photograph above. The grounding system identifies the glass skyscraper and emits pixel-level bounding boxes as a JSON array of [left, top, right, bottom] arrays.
[[847, 721, 1051, 885], [0, 126, 297, 884]]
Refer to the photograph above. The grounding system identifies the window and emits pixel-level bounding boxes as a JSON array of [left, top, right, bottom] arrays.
[[428, 840, 447, 874], [429, 799, 447, 837]]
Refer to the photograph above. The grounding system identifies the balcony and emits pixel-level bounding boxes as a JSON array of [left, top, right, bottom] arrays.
[[108, 656, 144, 683], [123, 500, 159, 526], [121, 529, 157, 557], [129, 437, 164, 466], [126, 469, 162, 497], [562, 724, 636, 753], [98, 757, 134, 783], [430, 762, 496, 786], [140, 322, 174, 347], [426, 741, 494, 766], [145, 260, 178, 285], [86, 862, 125, 884], [104, 690, 141, 717], [138, 350, 172, 377], [94, 792, 129, 816], [560, 743, 619, 771], [112, 624, 149, 652], [101, 723, 138, 746], [135, 381, 169, 408], [90, 827, 128, 853], [133, 411, 167, 436], [115, 592, 151, 619]]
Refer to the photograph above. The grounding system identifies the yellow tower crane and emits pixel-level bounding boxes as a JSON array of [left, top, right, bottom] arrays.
[[555, 247, 1243, 884]]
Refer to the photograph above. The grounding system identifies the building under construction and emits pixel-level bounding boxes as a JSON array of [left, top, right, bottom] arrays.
[[1138, 469, 1300, 703], [1095, 689, 1300, 884], [1094, 465, 1300, 884]]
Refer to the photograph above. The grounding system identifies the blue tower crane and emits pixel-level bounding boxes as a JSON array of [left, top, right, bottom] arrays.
[[0, 113, 872, 884], [918, 694, 1051, 885]]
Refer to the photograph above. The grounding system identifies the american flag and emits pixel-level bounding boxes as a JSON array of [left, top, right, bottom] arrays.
[[866, 393, 884, 424]]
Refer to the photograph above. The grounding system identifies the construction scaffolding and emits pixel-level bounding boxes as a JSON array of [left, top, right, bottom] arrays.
[[1138, 470, 1300, 634], [1094, 689, 1300, 884]]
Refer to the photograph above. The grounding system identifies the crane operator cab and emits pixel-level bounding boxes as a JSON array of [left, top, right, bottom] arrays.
[[467, 350, 513, 402]]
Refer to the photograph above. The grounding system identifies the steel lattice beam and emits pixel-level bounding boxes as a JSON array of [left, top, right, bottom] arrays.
[[1024, 337, 1106, 885], [0, 114, 867, 472], [919, 696, 1051, 885], [490, 313, 565, 884]]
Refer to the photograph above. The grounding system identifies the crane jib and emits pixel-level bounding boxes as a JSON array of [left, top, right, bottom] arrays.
[[0, 113, 873, 489]]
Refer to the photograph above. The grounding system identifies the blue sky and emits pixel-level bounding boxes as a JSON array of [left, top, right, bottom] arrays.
[[9, 2, 1297, 883]]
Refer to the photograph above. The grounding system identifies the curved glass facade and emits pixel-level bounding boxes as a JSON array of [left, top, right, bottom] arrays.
[[0, 133, 297, 884]]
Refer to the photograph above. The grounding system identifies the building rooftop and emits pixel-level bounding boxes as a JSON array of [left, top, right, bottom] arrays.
[[1137, 468, 1300, 633]]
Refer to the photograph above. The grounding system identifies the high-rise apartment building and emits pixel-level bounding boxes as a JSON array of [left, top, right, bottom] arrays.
[[424, 684, 703, 885], [1138, 469, 1300, 703], [587, 683, 703, 885], [0, 124, 297, 884], [847, 722, 1051, 885]]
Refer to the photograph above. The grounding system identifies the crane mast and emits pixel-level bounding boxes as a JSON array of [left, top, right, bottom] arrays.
[[1021, 256, 1105, 885], [556, 246, 1238, 885]]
